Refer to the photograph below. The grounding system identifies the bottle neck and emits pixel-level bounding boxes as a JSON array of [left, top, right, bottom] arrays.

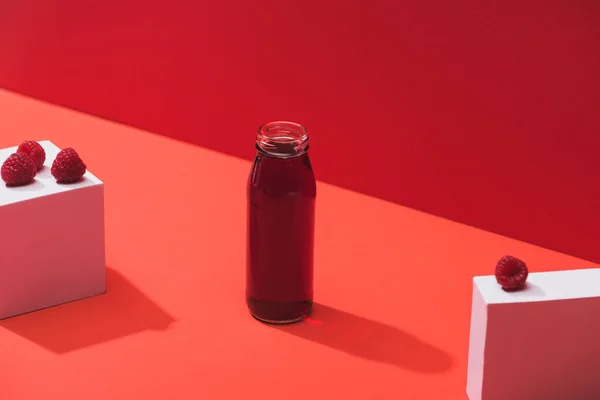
[[256, 121, 309, 159]]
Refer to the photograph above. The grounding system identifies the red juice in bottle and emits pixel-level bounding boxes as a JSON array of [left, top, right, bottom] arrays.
[[246, 121, 316, 323]]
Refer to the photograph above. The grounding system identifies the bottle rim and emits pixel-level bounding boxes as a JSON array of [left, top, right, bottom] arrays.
[[256, 121, 309, 158]]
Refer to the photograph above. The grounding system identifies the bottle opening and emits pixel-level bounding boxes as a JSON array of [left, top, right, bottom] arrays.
[[256, 121, 309, 158]]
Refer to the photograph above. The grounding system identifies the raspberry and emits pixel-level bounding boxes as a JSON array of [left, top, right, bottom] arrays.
[[495, 255, 528, 291], [1, 152, 37, 186], [17, 140, 46, 170], [51, 147, 87, 183]]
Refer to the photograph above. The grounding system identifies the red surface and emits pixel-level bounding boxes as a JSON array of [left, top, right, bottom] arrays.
[[1, 1, 600, 264], [1, 89, 599, 399]]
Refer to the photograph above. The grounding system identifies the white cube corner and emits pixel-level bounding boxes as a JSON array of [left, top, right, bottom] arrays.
[[0, 140, 106, 319], [466, 268, 600, 400]]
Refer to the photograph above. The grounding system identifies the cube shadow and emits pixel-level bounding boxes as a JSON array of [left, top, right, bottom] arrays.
[[0, 267, 175, 354]]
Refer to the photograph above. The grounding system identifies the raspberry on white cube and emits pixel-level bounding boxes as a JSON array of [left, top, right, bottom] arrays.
[[0, 140, 105, 319], [467, 269, 600, 400]]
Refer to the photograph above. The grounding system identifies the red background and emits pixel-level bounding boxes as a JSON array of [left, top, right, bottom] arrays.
[[1, 0, 599, 263], [1, 3, 600, 397]]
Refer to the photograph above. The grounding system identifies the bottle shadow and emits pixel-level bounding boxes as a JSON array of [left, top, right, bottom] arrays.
[[0, 266, 175, 354], [272, 303, 453, 373]]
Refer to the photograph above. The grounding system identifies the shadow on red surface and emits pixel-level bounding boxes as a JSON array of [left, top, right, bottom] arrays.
[[274, 304, 453, 373], [1, 1, 599, 263], [0, 267, 174, 354]]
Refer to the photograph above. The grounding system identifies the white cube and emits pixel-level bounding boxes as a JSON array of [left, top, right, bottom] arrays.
[[0, 140, 105, 319], [467, 269, 600, 400]]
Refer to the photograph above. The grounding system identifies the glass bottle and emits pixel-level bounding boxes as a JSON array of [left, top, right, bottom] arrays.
[[246, 121, 317, 324]]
